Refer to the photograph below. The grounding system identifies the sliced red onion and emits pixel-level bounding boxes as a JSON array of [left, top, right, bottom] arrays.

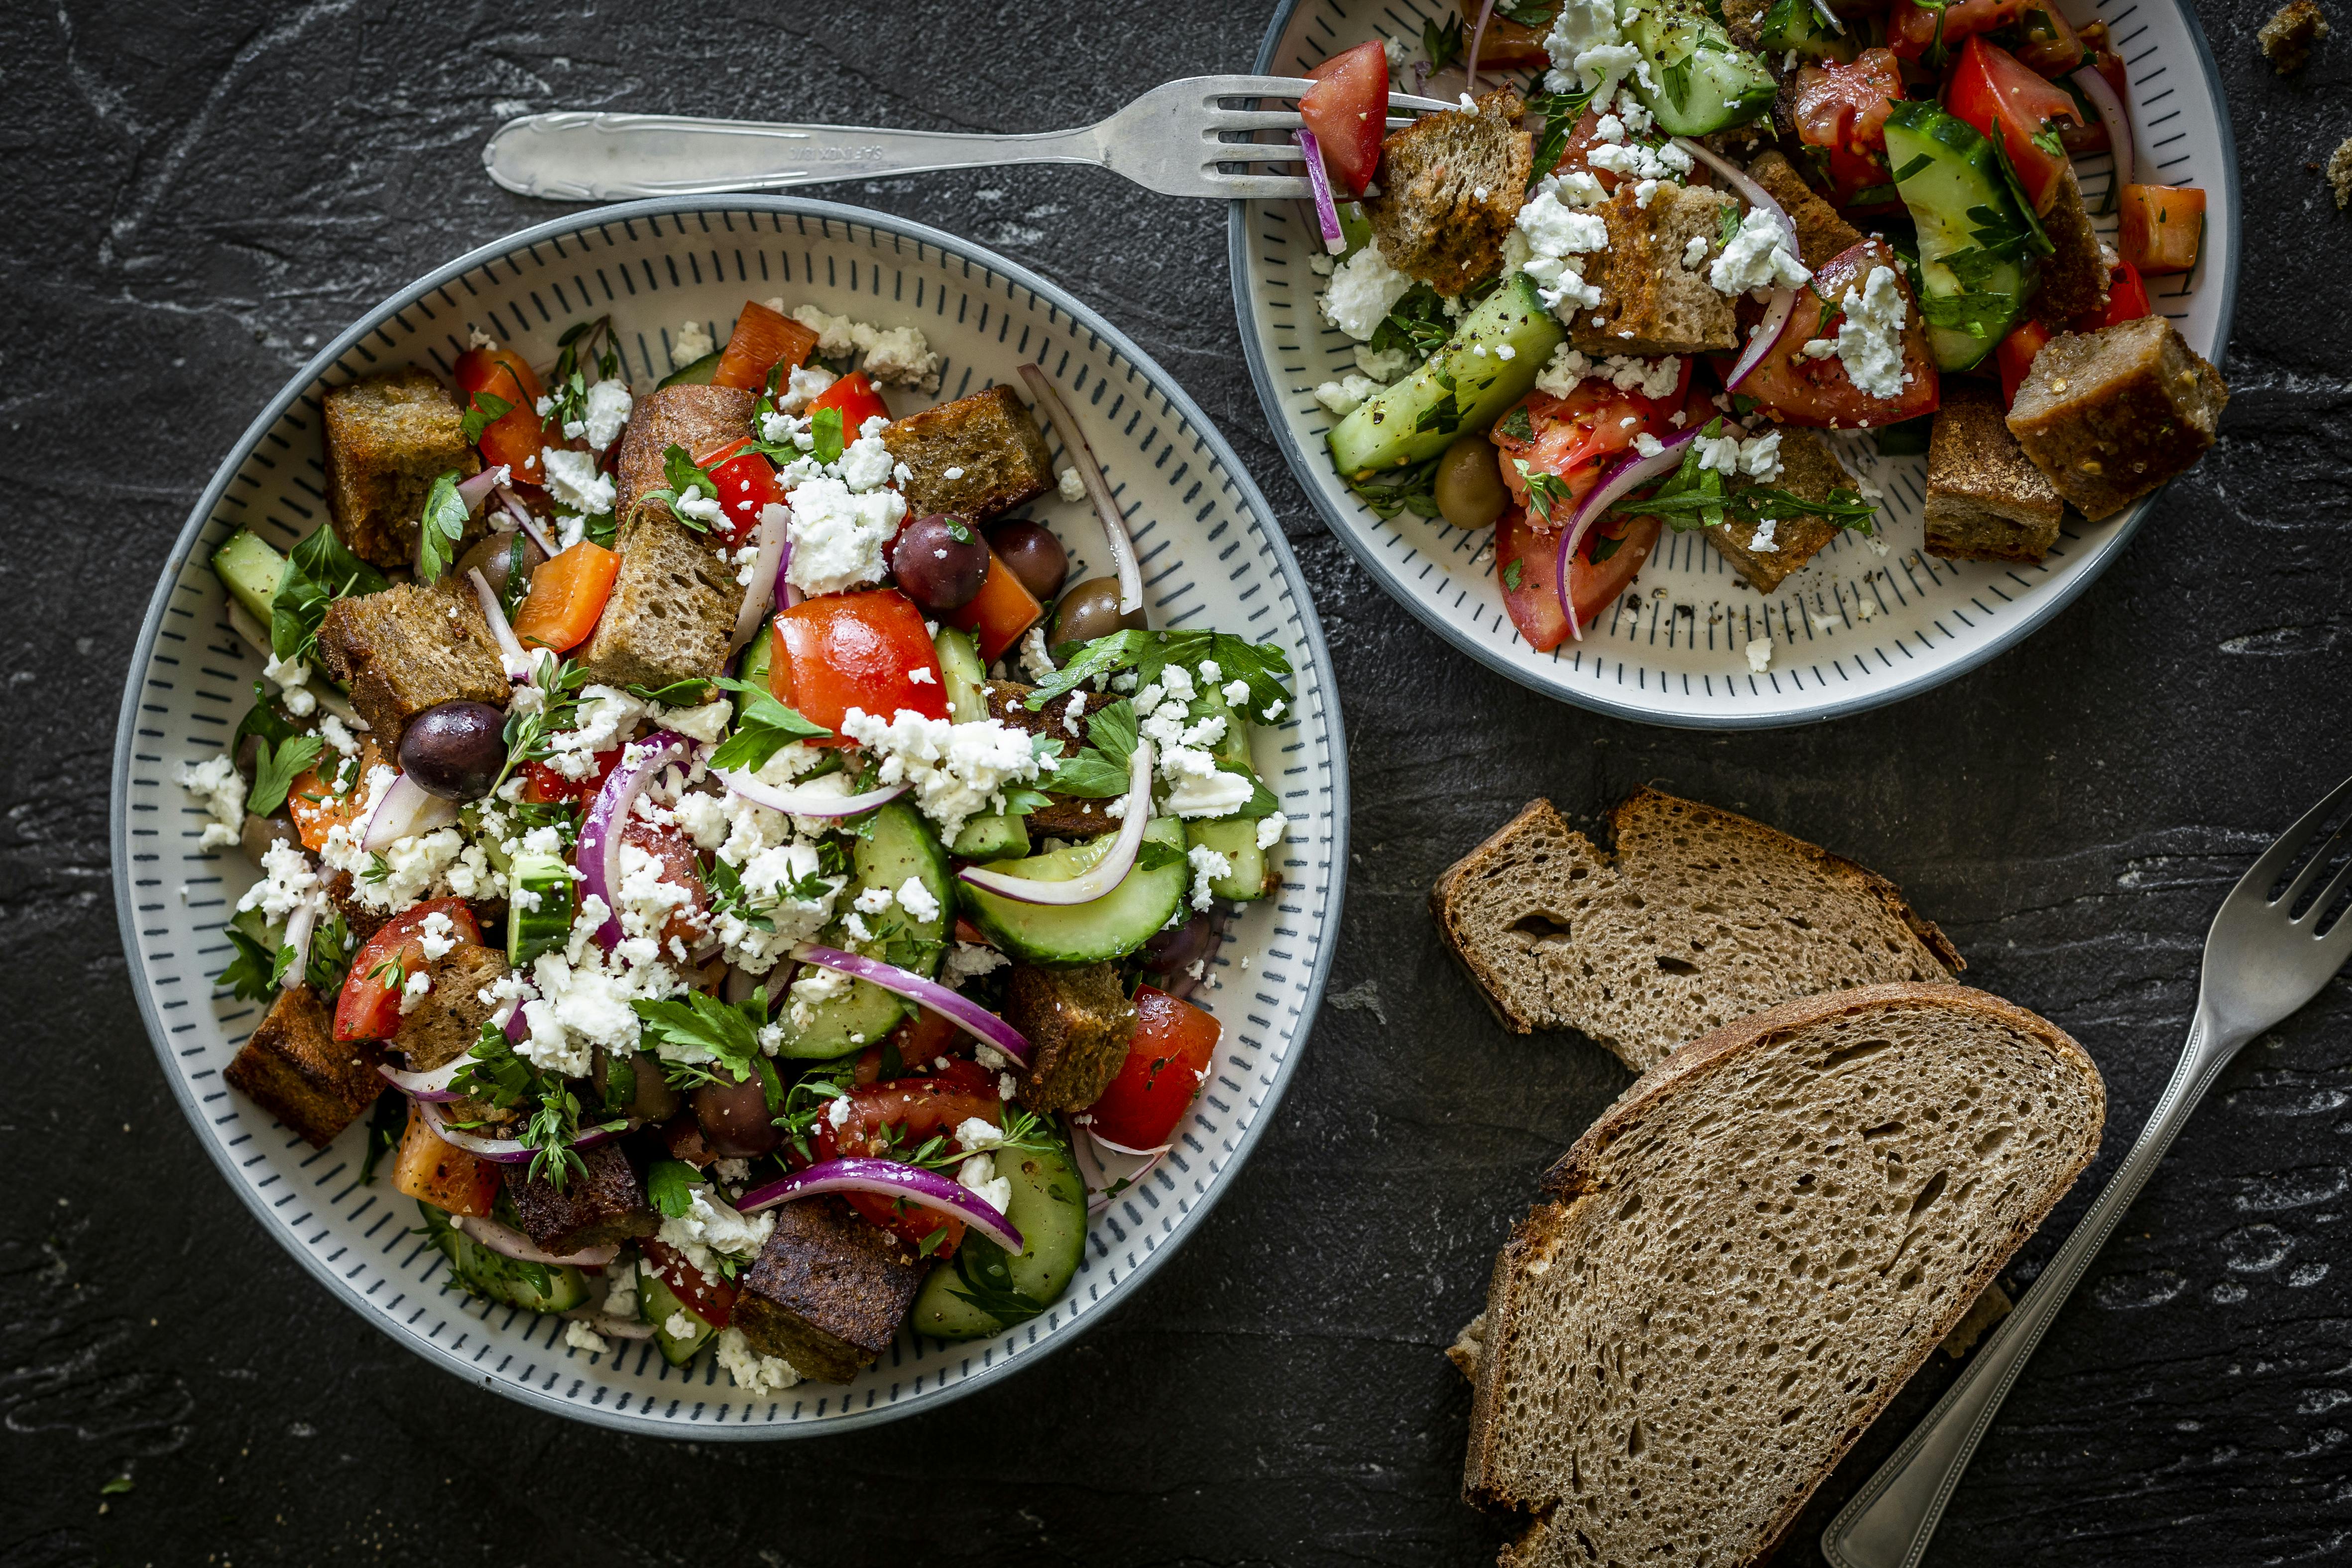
[[1724, 288, 1799, 391], [279, 897, 319, 993], [359, 769, 460, 851], [959, 739, 1152, 907], [1293, 128, 1346, 253], [453, 1212, 619, 1268], [1018, 363, 1144, 617], [575, 730, 695, 949], [418, 1098, 628, 1165], [2072, 65, 2132, 202], [1074, 1124, 1169, 1215], [790, 943, 1031, 1066], [715, 769, 906, 818], [727, 501, 790, 653], [497, 484, 560, 558], [1465, 0, 1498, 95], [585, 1313, 657, 1341], [736, 1156, 1024, 1253], [467, 566, 538, 683], [1674, 136, 1799, 259], [1555, 427, 1701, 641], [1087, 1131, 1173, 1159], [504, 1000, 531, 1043], [457, 466, 508, 513], [378, 1057, 467, 1102]]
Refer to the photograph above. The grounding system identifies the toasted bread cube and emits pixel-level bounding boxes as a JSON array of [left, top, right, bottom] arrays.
[[2006, 315, 2228, 520], [324, 869, 392, 947], [1571, 184, 1742, 358], [1706, 430, 1859, 592], [732, 1197, 924, 1382], [2031, 168, 2112, 332], [224, 984, 383, 1148], [982, 680, 1123, 839], [881, 385, 1057, 522], [1366, 89, 1533, 296], [315, 581, 509, 750], [390, 944, 509, 1072], [575, 384, 755, 690], [323, 368, 481, 571], [1925, 383, 2066, 563], [1008, 961, 1139, 1116], [1744, 151, 1863, 272], [2260, 0, 2329, 72], [502, 1143, 656, 1255]]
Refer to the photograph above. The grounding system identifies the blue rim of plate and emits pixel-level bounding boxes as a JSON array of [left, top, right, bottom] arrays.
[[1232, 0, 2240, 730], [110, 193, 1350, 1437]]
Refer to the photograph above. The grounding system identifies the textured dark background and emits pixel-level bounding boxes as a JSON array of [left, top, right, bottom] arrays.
[[7, 0, 2349, 1563]]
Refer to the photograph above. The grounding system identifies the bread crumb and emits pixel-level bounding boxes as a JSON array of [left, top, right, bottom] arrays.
[[2330, 135, 2352, 208], [2259, 0, 2329, 72]]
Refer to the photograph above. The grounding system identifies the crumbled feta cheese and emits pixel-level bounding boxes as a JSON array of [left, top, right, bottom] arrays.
[[956, 1152, 1014, 1215], [1257, 812, 1289, 851], [543, 686, 648, 779], [1748, 516, 1781, 553], [941, 466, 965, 482], [1513, 179, 1611, 319], [566, 378, 634, 452], [1709, 210, 1811, 296], [415, 909, 460, 962], [1832, 265, 1909, 400], [853, 885, 894, 916], [895, 875, 941, 925], [1737, 428, 1783, 483], [944, 942, 1009, 984], [178, 754, 245, 849], [236, 839, 320, 922], [787, 306, 940, 390], [669, 319, 714, 368], [954, 1116, 1004, 1152], [398, 967, 433, 1015], [784, 475, 905, 597], [657, 1184, 775, 1280], [260, 651, 316, 717], [836, 709, 1050, 842], [469, 326, 498, 351], [318, 713, 359, 758], [1017, 624, 1056, 682], [673, 484, 724, 530], [1063, 690, 1088, 738], [1532, 345, 1681, 401], [541, 448, 617, 516], [716, 1326, 803, 1393], [564, 1321, 609, 1356], [1354, 340, 1417, 382], [1319, 245, 1415, 340], [1187, 843, 1232, 910], [1746, 637, 1774, 673], [1057, 466, 1086, 503], [1312, 373, 1382, 418], [602, 1257, 640, 1320], [771, 363, 837, 418]]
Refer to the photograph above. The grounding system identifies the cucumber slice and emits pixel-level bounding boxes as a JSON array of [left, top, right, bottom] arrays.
[[1883, 102, 2033, 371], [1189, 685, 1254, 769], [507, 850, 576, 966], [1327, 273, 1567, 480], [933, 627, 988, 724], [911, 1129, 1090, 1339], [636, 1263, 720, 1366], [771, 801, 956, 1058], [735, 622, 773, 718], [657, 349, 722, 389], [951, 812, 1031, 861], [1185, 816, 1272, 902], [1756, 0, 1851, 60], [212, 529, 288, 626], [419, 1201, 589, 1313], [959, 817, 1187, 964], [1622, 0, 1778, 136]]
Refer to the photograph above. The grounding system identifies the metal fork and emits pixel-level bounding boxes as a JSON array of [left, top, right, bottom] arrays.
[[481, 76, 1456, 203], [1822, 774, 2352, 1568]]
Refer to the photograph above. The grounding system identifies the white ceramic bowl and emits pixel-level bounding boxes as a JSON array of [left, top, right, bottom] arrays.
[[1234, 0, 2238, 728], [111, 197, 1348, 1436]]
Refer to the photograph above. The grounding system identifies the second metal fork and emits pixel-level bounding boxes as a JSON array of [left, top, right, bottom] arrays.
[[482, 76, 1453, 203], [1822, 774, 2352, 1568]]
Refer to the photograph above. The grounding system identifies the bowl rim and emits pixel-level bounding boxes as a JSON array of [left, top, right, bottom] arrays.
[[1229, 0, 2240, 731], [110, 192, 1351, 1438]]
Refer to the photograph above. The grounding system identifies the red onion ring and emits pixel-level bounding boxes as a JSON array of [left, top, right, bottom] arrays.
[[735, 1156, 1024, 1253], [714, 769, 906, 819], [1555, 426, 1702, 641], [574, 730, 695, 950], [467, 566, 538, 682], [1673, 136, 1799, 260], [454, 1213, 618, 1268], [1724, 288, 1799, 392], [279, 898, 319, 993], [418, 1098, 630, 1165], [2071, 65, 2132, 205], [359, 769, 460, 851], [1293, 128, 1346, 252], [959, 739, 1152, 906], [727, 502, 789, 654], [1017, 363, 1144, 618], [457, 466, 507, 513], [790, 943, 1031, 1066], [1074, 1124, 1169, 1215], [496, 484, 560, 558], [1087, 1132, 1173, 1158], [378, 1058, 467, 1102], [1465, 0, 1498, 96]]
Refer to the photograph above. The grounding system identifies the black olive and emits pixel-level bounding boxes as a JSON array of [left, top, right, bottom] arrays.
[[1049, 577, 1148, 646], [398, 701, 508, 801], [985, 518, 1069, 603]]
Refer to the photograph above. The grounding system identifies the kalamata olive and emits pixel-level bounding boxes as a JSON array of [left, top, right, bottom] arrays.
[[593, 1051, 683, 1124], [398, 700, 508, 801], [889, 512, 991, 613], [1049, 576, 1148, 646], [240, 810, 299, 867], [1143, 910, 1218, 980], [456, 529, 547, 597], [1434, 432, 1510, 530], [692, 1070, 781, 1157], [986, 518, 1069, 603]]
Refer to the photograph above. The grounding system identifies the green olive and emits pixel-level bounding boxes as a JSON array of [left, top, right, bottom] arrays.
[[1049, 577, 1148, 646], [1434, 432, 1511, 530]]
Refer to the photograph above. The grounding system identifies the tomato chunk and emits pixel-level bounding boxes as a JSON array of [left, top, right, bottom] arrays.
[[940, 549, 1044, 665], [619, 819, 710, 953], [335, 899, 483, 1041], [1495, 506, 1660, 652], [1943, 37, 2087, 215], [698, 447, 784, 548], [391, 1102, 502, 1217], [2118, 184, 2206, 275], [640, 1236, 739, 1327], [1299, 40, 1389, 197], [1489, 364, 1691, 519], [2090, 257, 2152, 330], [511, 539, 619, 653], [770, 588, 948, 742], [711, 301, 820, 392], [523, 748, 622, 805], [1887, 0, 2021, 60], [809, 370, 891, 435], [1725, 240, 1940, 428], [454, 347, 560, 486], [1082, 987, 1221, 1150], [813, 1061, 1004, 1256], [1994, 319, 2051, 409]]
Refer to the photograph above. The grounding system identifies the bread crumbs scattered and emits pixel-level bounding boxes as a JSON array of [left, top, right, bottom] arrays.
[[2260, 0, 2329, 72], [2330, 135, 2352, 209]]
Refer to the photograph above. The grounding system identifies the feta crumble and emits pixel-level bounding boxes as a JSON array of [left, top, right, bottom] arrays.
[[669, 319, 714, 369], [178, 754, 245, 850], [1319, 245, 1415, 340]]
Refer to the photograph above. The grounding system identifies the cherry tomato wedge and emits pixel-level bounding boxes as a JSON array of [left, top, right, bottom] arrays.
[[1082, 986, 1221, 1150], [2118, 184, 2206, 275], [453, 347, 560, 486], [335, 898, 483, 1041], [1299, 40, 1388, 196], [1725, 239, 1940, 428], [2089, 257, 2153, 330], [711, 301, 820, 392], [809, 370, 891, 435], [1994, 319, 2052, 408], [1943, 37, 2087, 215], [640, 1236, 739, 1327], [769, 588, 948, 743], [523, 748, 623, 804], [939, 549, 1043, 665], [1494, 506, 1662, 653]]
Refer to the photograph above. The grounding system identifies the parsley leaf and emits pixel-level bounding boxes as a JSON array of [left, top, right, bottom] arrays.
[[709, 676, 832, 773], [415, 471, 471, 586], [1027, 630, 1294, 724], [233, 681, 304, 753], [217, 923, 278, 1002], [1526, 87, 1598, 194], [810, 405, 845, 465], [246, 735, 322, 817], [628, 676, 718, 707], [1513, 460, 1576, 526], [460, 390, 513, 443], [645, 1159, 702, 1218], [946, 1234, 1053, 1325], [269, 526, 389, 664], [630, 990, 767, 1080], [1496, 404, 1536, 443], [637, 443, 725, 531], [1422, 13, 1465, 70], [1501, 559, 1525, 592]]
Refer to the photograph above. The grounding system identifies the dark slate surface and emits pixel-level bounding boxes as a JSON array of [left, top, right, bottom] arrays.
[[7, 0, 2349, 1562]]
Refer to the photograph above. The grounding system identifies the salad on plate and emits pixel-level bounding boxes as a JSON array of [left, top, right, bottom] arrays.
[[180, 293, 1293, 1391]]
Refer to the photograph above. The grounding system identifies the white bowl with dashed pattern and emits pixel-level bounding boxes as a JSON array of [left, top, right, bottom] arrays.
[[112, 197, 1347, 1436], [1236, 0, 2238, 727]]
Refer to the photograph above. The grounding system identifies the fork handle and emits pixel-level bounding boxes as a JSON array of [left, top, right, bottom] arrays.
[[1820, 1004, 2245, 1568], [483, 112, 1104, 201]]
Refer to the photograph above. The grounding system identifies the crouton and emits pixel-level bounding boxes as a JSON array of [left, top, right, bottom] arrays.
[[502, 1144, 656, 1255], [1366, 88, 1532, 295], [882, 385, 1057, 521], [2260, 0, 2330, 71], [1572, 183, 1743, 358], [732, 1197, 924, 1382], [223, 984, 383, 1148], [1719, 0, 1771, 48], [982, 680, 1122, 839], [1925, 383, 2067, 562], [2329, 136, 2352, 208], [322, 368, 481, 571], [314, 581, 509, 750], [324, 869, 391, 947], [577, 384, 755, 691], [2032, 167, 2112, 332], [1706, 429, 1861, 592], [1006, 962, 1138, 1116], [2006, 316, 2228, 520], [389, 944, 509, 1072], [1745, 150, 1863, 272]]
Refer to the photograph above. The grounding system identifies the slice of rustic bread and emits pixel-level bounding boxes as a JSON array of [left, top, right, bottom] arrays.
[[2005, 314, 2228, 520], [1708, 428, 1858, 592], [1925, 381, 2066, 563], [1571, 183, 1742, 357], [1429, 792, 1960, 1071], [1464, 982, 2105, 1568], [1366, 88, 1531, 295]]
